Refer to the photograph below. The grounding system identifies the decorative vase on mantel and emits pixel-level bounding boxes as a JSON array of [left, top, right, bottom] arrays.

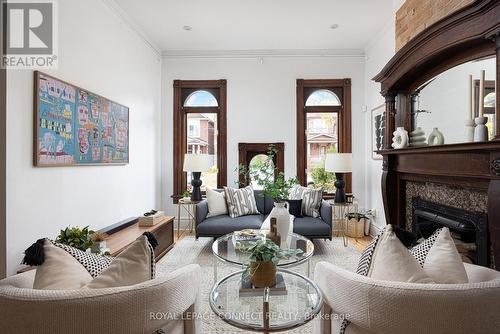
[[269, 202, 290, 248], [428, 128, 445, 146], [392, 127, 409, 149]]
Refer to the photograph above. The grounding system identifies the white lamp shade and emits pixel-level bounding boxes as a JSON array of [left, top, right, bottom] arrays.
[[183, 154, 211, 172], [324, 153, 352, 173]]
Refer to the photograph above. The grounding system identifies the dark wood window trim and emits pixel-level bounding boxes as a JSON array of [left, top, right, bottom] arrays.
[[296, 79, 352, 193], [173, 80, 227, 202], [238, 143, 285, 187]]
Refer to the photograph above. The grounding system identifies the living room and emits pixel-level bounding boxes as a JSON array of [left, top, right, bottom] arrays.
[[1, 0, 500, 333]]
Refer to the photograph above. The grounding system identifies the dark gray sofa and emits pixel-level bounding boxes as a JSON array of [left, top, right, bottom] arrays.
[[195, 189, 332, 240]]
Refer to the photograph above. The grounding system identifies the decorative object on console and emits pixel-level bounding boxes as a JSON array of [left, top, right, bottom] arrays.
[[34, 72, 129, 166], [182, 191, 191, 203], [56, 226, 95, 251], [324, 153, 352, 203], [391, 127, 409, 149], [90, 232, 109, 254], [427, 127, 445, 146], [409, 127, 427, 147], [183, 153, 211, 201], [266, 218, 281, 246]]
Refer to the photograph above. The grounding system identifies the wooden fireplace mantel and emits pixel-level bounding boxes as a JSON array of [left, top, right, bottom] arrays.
[[374, 0, 500, 269]]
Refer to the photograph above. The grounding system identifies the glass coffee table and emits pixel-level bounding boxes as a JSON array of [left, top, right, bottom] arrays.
[[211, 231, 314, 282], [209, 268, 322, 333]]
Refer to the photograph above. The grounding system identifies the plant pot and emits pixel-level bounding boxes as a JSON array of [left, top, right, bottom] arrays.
[[182, 197, 191, 203], [91, 241, 107, 253], [250, 261, 277, 288], [269, 202, 290, 247]]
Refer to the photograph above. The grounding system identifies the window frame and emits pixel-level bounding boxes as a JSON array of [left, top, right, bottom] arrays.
[[173, 80, 227, 202], [238, 143, 285, 187], [296, 79, 352, 194]]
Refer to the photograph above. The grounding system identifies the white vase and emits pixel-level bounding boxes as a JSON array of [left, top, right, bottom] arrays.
[[269, 202, 290, 248], [409, 127, 427, 147], [392, 127, 409, 149], [428, 128, 445, 146], [474, 116, 488, 142], [465, 119, 475, 143]]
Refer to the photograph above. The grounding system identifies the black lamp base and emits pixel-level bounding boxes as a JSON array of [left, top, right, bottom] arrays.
[[190, 172, 203, 202], [334, 173, 346, 203]]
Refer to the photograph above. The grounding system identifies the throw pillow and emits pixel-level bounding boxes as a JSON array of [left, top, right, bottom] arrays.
[[419, 228, 468, 283], [368, 225, 433, 283], [287, 199, 303, 218], [85, 235, 155, 288], [410, 228, 442, 266], [224, 186, 259, 218], [26, 233, 157, 290], [206, 188, 228, 217], [288, 185, 322, 218]]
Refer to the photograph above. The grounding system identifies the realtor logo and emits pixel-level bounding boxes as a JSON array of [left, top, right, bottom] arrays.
[[2, 0, 58, 69]]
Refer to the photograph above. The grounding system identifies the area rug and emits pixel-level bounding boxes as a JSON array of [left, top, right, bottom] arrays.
[[156, 236, 361, 333]]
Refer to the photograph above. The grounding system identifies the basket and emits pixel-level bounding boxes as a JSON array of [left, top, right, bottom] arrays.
[[346, 213, 368, 238]]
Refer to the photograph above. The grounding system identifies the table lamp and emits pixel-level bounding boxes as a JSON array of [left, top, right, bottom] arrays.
[[324, 153, 352, 203], [183, 154, 211, 201]]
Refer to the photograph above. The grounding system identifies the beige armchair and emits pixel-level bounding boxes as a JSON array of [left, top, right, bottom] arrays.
[[314, 261, 500, 334], [0, 264, 201, 334]]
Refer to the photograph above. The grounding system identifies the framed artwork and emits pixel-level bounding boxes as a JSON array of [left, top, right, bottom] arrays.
[[34, 71, 129, 166], [371, 104, 385, 160]]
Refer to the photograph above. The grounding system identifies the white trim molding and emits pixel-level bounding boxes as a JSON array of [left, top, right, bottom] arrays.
[[162, 49, 366, 59]]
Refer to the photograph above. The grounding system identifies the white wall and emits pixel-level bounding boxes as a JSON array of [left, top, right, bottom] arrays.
[[363, 0, 403, 232], [161, 56, 366, 219], [6, 0, 162, 275]]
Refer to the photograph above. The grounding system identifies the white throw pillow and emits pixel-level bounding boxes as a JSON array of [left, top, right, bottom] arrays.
[[422, 228, 468, 283], [368, 225, 434, 283], [206, 188, 228, 217], [224, 186, 260, 218]]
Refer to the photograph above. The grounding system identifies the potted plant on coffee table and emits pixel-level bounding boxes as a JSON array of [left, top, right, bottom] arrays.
[[242, 239, 302, 288]]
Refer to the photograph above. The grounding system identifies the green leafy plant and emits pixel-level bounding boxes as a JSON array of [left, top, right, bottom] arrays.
[[183, 190, 190, 198], [56, 226, 95, 251], [310, 146, 337, 192], [240, 239, 303, 278], [237, 145, 298, 202]]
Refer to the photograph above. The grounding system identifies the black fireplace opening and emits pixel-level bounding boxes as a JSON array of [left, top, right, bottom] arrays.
[[411, 197, 490, 267]]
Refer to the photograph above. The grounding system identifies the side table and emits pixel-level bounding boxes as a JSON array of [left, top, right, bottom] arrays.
[[176, 199, 200, 238], [328, 200, 359, 247]]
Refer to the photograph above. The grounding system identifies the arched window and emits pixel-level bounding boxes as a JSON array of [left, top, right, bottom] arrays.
[[184, 90, 219, 107], [297, 80, 352, 196], [173, 80, 227, 201], [305, 89, 341, 106]]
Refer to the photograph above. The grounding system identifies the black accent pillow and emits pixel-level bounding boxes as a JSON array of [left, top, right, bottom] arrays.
[[287, 199, 303, 218]]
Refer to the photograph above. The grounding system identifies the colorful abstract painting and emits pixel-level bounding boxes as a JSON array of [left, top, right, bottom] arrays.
[[34, 72, 129, 166]]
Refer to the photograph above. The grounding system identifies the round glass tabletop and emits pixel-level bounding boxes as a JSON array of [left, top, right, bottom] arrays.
[[209, 269, 322, 332], [212, 231, 314, 268]]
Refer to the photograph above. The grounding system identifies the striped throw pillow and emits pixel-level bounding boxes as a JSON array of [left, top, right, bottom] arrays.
[[289, 185, 323, 218], [224, 186, 260, 218]]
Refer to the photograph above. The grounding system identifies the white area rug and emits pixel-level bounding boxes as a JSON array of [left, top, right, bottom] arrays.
[[156, 236, 360, 334]]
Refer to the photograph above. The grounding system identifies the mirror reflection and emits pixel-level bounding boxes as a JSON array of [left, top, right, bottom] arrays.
[[412, 56, 496, 145]]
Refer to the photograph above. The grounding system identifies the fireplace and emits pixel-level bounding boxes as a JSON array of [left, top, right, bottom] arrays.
[[412, 197, 490, 267]]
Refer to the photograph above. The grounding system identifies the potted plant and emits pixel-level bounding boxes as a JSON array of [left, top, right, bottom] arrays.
[[90, 232, 109, 253], [182, 190, 191, 202], [242, 239, 302, 288], [55, 226, 95, 251], [238, 145, 297, 239]]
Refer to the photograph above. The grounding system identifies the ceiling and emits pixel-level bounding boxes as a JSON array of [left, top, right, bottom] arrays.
[[111, 0, 394, 54]]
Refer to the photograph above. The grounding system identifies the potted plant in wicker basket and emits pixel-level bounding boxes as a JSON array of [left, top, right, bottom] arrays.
[[242, 239, 302, 288]]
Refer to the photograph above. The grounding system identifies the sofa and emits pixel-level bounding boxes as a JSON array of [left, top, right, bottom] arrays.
[[195, 189, 332, 240], [0, 264, 202, 334], [314, 261, 500, 334]]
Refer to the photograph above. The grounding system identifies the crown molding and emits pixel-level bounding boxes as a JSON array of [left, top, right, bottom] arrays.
[[101, 0, 161, 57], [161, 49, 366, 59]]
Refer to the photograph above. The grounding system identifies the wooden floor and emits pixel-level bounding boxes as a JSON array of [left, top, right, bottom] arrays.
[[175, 230, 372, 252]]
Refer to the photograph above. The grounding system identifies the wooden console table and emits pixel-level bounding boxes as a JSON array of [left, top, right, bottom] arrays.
[[106, 216, 175, 261]]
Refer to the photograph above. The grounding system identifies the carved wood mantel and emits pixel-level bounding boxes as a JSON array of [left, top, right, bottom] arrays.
[[374, 0, 500, 269]]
